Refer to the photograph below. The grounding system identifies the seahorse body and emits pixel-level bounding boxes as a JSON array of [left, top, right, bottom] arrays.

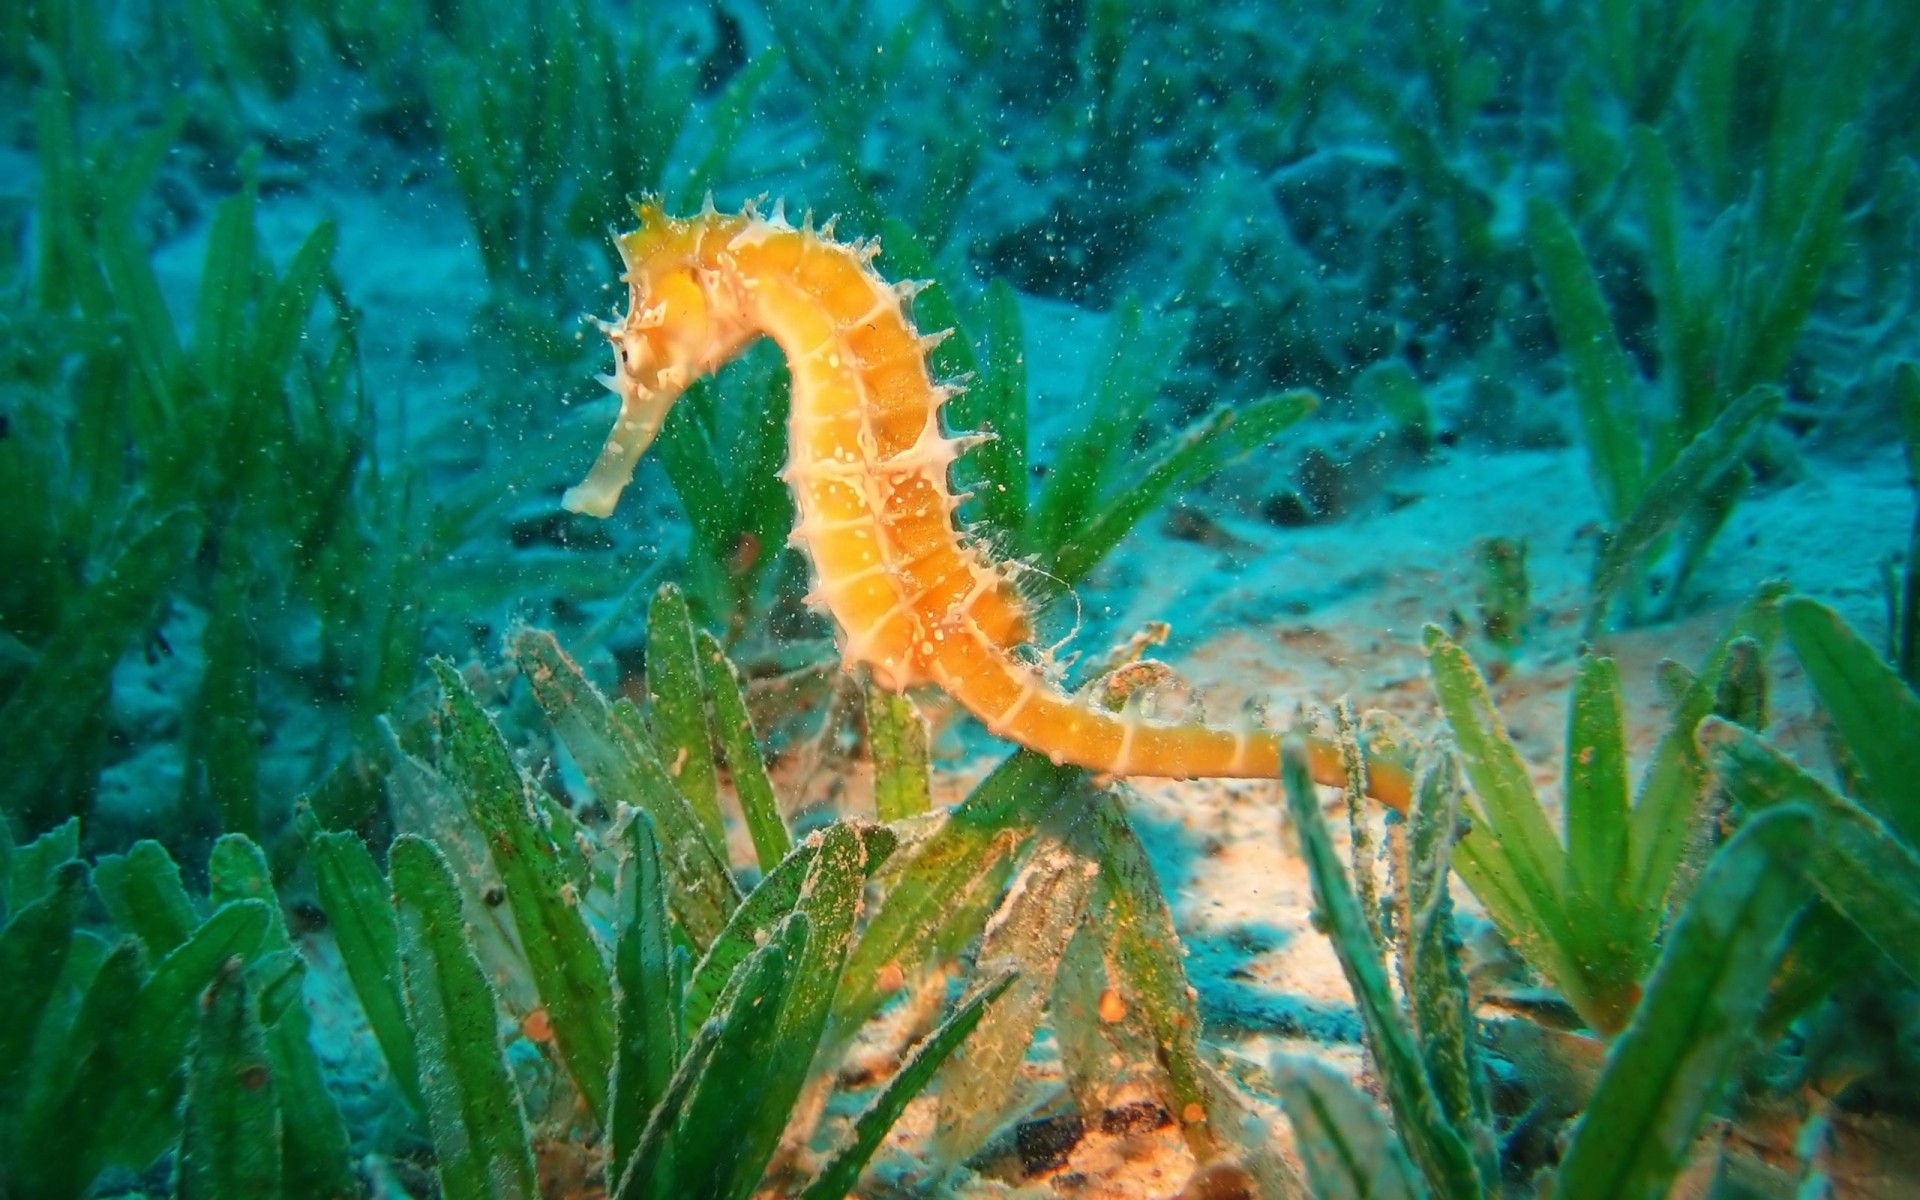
[[565, 199, 1410, 811]]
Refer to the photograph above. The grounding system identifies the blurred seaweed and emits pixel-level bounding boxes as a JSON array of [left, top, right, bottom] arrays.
[[0, 821, 353, 1199], [0, 80, 426, 849]]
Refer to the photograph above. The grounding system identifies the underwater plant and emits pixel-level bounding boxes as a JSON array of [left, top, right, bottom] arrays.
[[292, 594, 1305, 1196], [177, 596, 1002, 1198], [1416, 602, 1779, 1037], [0, 821, 355, 1199], [1277, 463, 1920, 1196], [1277, 732, 1813, 1200], [0, 82, 415, 847], [1524, 0, 1899, 634]]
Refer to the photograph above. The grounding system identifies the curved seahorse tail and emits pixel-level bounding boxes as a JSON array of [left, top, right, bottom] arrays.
[[925, 622, 1413, 813]]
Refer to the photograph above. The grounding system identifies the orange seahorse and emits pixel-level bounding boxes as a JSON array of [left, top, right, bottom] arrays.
[[563, 199, 1411, 812]]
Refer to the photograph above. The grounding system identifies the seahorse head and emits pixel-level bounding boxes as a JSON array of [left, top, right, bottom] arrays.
[[562, 200, 750, 519]]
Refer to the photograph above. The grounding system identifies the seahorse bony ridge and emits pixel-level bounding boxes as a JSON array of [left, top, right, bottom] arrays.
[[566, 198, 1411, 809]]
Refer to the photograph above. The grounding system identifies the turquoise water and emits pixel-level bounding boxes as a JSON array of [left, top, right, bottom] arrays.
[[3, 1, 1918, 1196]]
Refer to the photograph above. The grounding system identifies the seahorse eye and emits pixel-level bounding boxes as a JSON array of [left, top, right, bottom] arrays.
[[617, 332, 655, 377]]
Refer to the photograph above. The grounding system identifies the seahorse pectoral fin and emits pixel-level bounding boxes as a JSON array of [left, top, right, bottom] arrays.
[[562, 386, 680, 518]]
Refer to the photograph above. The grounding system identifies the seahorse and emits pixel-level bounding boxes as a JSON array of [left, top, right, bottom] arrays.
[[563, 199, 1411, 812]]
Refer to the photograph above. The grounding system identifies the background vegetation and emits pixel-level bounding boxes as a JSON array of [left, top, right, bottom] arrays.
[[1, 0, 1917, 1196]]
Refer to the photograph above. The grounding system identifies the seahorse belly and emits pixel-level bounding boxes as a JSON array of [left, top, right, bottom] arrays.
[[563, 199, 1410, 811]]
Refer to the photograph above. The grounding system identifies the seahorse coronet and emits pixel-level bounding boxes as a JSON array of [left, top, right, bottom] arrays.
[[563, 200, 1413, 808]]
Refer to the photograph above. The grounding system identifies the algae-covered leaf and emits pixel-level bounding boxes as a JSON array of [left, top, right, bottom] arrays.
[[5, 817, 78, 915], [0, 860, 86, 1127], [1086, 779, 1303, 1191], [11, 939, 143, 1198], [209, 834, 354, 1196], [614, 909, 803, 1200], [1422, 626, 1585, 1008], [390, 834, 538, 1200], [262, 963, 358, 1200], [1623, 667, 1715, 949], [933, 827, 1097, 1166], [614, 1010, 711, 1200], [1781, 596, 1920, 844], [801, 969, 1017, 1200], [92, 838, 200, 960], [683, 835, 820, 1033], [1552, 806, 1810, 1200], [1054, 909, 1158, 1117], [670, 912, 807, 1200], [696, 629, 791, 871], [1272, 1057, 1424, 1200], [510, 627, 741, 947], [1085, 785, 1216, 1147], [611, 811, 678, 1190], [1402, 753, 1492, 1158], [298, 810, 425, 1114], [866, 681, 932, 821], [836, 751, 1073, 1031], [646, 585, 725, 848], [685, 821, 897, 1035], [429, 657, 614, 1124], [782, 825, 871, 1043], [1282, 742, 1486, 1200], [725, 824, 872, 1198], [176, 959, 282, 1200], [207, 834, 284, 939], [1565, 655, 1631, 930], [105, 898, 274, 1170], [1705, 718, 1920, 986]]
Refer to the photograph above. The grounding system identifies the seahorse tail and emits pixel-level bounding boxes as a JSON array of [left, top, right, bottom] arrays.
[[923, 622, 1412, 812]]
